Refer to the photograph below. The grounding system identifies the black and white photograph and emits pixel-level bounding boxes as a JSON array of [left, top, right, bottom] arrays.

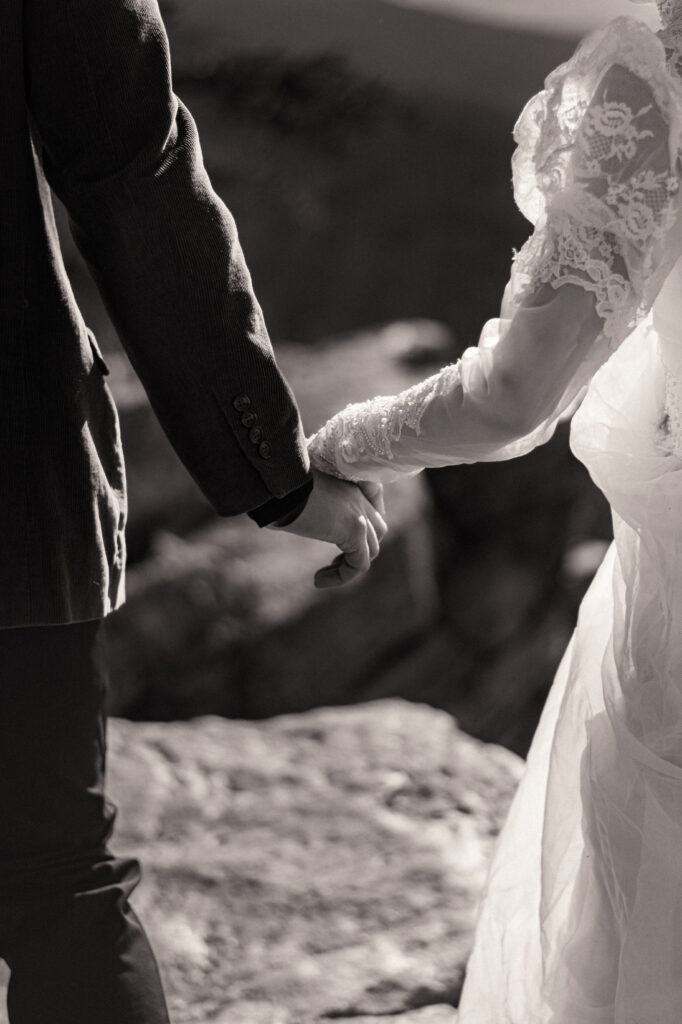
[[1, 0, 680, 1020]]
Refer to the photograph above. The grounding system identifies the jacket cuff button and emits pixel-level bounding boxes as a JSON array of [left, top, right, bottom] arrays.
[[258, 441, 272, 459], [241, 411, 258, 427], [249, 426, 264, 444], [233, 394, 251, 412]]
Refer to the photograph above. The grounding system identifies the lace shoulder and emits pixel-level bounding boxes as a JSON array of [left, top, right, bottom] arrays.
[[512, 16, 682, 227], [507, 19, 682, 348], [309, 18, 682, 484]]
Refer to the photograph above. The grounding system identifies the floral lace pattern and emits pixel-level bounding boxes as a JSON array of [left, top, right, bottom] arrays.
[[578, 97, 680, 258], [512, 212, 636, 345], [660, 7, 682, 78], [309, 16, 682, 481], [658, 0, 682, 32], [512, 29, 681, 348], [604, 169, 679, 249], [580, 98, 654, 167], [511, 18, 680, 225], [648, 7, 682, 461], [512, 161, 679, 345], [308, 362, 462, 475]]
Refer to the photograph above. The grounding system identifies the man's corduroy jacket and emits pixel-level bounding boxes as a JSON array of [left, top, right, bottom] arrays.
[[1, 0, 312, 627]]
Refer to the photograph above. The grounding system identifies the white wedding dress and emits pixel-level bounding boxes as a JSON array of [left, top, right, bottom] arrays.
[[308, 5, 682, 1020]]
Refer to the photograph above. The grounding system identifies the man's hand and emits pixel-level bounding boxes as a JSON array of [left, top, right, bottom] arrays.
[[273, 470, 387, 588]]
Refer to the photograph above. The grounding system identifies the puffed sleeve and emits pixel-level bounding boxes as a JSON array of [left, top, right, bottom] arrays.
[[308, 17, 682, 483]]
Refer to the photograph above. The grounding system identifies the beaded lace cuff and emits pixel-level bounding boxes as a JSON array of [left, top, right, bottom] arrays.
[[308, 362, 462, 478]]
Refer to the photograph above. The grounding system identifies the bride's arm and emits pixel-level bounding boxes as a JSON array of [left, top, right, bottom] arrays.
[[310, 52, 682, 483]]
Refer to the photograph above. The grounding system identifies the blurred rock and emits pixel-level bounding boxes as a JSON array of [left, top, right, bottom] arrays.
[[361, 630, 474, 707], [421, 422, 612, 756], [562, 538, 611, 585], [333, 1010, 458, 1024], [104, 321, 453, 719], [109, 701, 522, 1022], [275, 320, 458, 430], [104, 475, 438, 719], [211, 1009, 458, 1024], [442, 603, 571, 755]]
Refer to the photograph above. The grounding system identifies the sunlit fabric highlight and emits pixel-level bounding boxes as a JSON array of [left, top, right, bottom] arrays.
[[310, 14, 682, 1021]]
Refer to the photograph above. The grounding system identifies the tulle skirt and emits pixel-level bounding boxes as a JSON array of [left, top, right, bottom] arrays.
[[457, 319, 682, 1023]]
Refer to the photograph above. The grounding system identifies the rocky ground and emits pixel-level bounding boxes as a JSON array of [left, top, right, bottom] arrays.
[[0, 700, 523, 1023]]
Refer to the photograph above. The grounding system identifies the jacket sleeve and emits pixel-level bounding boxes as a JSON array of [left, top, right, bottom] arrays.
[[24, 0, 312, 517]]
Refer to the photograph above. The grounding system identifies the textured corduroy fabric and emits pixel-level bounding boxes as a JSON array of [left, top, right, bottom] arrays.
[[0, 0, 312, 627]]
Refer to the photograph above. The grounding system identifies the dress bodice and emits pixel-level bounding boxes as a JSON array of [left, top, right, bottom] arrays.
[[652, 257, 682, 456], [653, 256, 682, 367]]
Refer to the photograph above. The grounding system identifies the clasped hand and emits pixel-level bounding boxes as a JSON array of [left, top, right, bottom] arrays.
[[272, 469, 387, 588]]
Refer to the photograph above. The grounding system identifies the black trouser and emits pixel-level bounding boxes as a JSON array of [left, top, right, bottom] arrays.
[[0, 620, 170, 1024]]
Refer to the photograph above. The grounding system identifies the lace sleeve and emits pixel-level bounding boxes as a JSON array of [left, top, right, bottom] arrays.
[[309, 18, 682, 484], [512, 59, 680, 344], [309, 363, 464, 480]]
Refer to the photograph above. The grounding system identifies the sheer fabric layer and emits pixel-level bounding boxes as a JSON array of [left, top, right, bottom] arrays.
[[458, 322, 682, 1022], [308, 14, 682, 1024], [308, 17, 682, 484]]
